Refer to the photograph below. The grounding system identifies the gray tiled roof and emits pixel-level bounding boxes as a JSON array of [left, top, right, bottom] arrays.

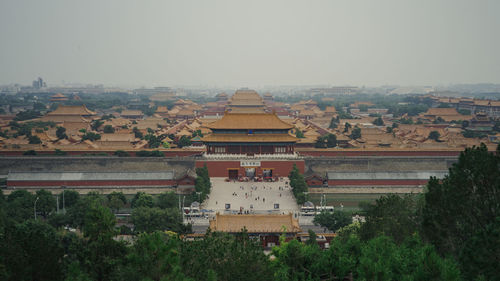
[[326, 171, 448, 180], [8, 171, 174, 181]]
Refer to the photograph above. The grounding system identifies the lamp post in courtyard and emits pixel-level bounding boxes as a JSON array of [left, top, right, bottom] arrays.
[[34, 196, 40, 220], [61, 186, 66, 214]]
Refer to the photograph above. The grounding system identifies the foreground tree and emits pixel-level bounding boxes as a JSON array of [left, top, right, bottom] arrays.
[[157, 191, 178, 209], [121, 231, 187, 281], [1, 220, 63, 281], [131, 207, 185, 233], [288, 164, 308, 204], [359, 194, 422, 244], [423, 144, 500, 280], [181, 231, 273, 281], [81, 201, 127, 281], [313, 210, 352, 232]]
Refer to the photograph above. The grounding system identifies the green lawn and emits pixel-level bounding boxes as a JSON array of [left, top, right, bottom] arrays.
[[307, 193, 389, 213]]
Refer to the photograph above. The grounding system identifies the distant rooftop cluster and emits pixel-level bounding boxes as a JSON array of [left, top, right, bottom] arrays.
[[0, 89, 498, 155]]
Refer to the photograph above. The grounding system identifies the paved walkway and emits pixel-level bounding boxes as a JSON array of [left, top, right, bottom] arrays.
[[202, 177, 300, 215]]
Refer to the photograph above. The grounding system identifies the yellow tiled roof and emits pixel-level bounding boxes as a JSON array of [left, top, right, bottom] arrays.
[[207, 113, 293, 130], [209, 213, 301, 233], [47, 105, 96, 116], [202, 134, 298, 143]]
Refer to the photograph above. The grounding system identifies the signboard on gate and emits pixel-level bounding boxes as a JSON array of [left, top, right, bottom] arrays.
[[240, 160, 261, 167]]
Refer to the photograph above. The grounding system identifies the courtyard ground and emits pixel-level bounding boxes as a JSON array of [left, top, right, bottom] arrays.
[[202, 177, 300, 215]]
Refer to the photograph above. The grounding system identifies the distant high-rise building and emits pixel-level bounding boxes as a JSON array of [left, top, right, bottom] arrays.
[[32, 77, 46, 89]]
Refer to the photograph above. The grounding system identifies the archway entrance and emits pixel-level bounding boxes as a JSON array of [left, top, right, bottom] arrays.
[[263, 169, 273, 178], [245, 168, 256, 178], [228, 169, 238, 179]]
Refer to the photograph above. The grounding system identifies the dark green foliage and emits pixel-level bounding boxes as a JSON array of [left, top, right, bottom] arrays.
[[423, 144, 500, 280], [359, 194, 422, 244], [337, 109, 354, 119], [350, 126, 361, 140], [131, 207, 185, 233], [373, 116, 384, 126], [35, 189, 56, 219], [458, 109, 471, 115], [14, 109, 41, 121], [132, 126, 143, 139], [121, 232, 186, 281], [103, 125, 114, 133], [433, 116, 446, 124], [136, 150, 164, 157], [23, 149, 37, 155], [295, 128, 305, 138], [181, 231, 273, 281], [28, 135, 41, 144], [54, 148, 67, 155], [101, 114, 115, 120], [1, 220, 64, 281], [428, 130, 441, 141], [131, 192, 154, 208], [145, 133, 162, 148], [106, 191, 127, 213], [157, 191, 178, 209], [192, 129, 204, 138], [343, 122, 351, 133], [458, 217, 500, 280], [358, 104, 369, 112], [328, 117, 338, 129], [113, 150, 130, 157], [314, 133, 337, 148], [80, 201, 127, 281], [272, 234, 461, 281], [177, 135, 192, 148], [399, 117, 414, 124], [462, 130, 487, 138], [56, 126, 67, 139], [81, 132, 101, 141], [288, 164, 308, 205], [313, 210, 352, 232], [6, 190, 35, 222], [388, 103, 428, 117], [90, 119, 103, 131], [194, 165, 211, 203], [58, 189, 80, 209]]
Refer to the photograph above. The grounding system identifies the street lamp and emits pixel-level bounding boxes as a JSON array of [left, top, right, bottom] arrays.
[[62, 186, 66, 214], [196, 192, 201, 202], [34, 197, 40, 220]]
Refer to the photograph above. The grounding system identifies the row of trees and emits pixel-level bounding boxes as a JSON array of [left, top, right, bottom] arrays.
[[1, 144, 499, 280], [194, 165, 211, 203], [288, 164, 308, 204]]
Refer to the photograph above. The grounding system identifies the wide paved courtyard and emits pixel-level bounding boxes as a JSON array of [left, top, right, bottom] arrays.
[[202, 177, 300, 215]]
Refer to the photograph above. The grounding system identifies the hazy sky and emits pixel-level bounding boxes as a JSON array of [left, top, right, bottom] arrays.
[[1, 0, 499, 87]]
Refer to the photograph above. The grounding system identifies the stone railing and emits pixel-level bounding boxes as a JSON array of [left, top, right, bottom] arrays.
[[203, 152, 299, 159]]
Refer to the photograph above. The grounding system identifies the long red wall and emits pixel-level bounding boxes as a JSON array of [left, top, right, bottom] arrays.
[[196, 160, 305, 178]]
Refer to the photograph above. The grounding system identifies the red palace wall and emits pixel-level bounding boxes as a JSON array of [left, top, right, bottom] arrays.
[[195, 160, 305, 178]]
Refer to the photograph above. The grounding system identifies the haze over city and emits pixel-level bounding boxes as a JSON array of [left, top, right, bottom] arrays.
[[1, 0, 500, 87]]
